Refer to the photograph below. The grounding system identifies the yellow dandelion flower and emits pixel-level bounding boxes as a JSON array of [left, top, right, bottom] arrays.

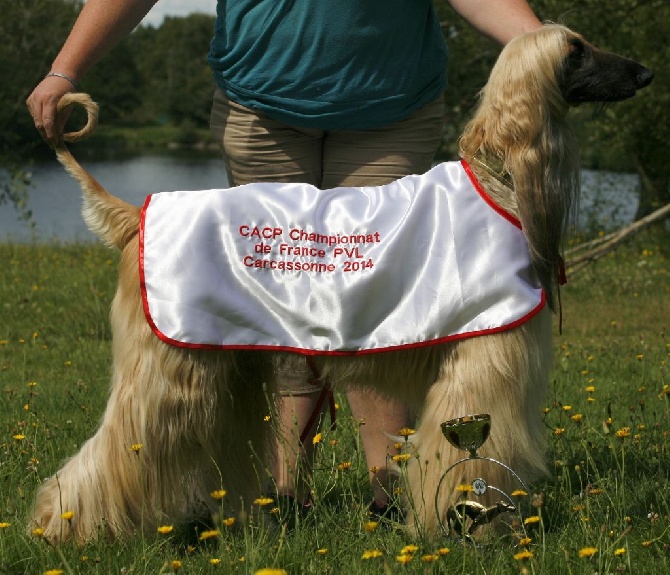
[[263, 415, 271, 422], [198, 529, 220, 541], [585, 385, 596, 393], [571, 413, 583, 423], [222, 517, 236, 527], [511, 489, 528, 497], [80, 556, 89, 562], [253, 570, 287, 575], [524, 515, 541, 525], [398, 427, 416, 437], [130, 443, 143, 452], [13, 434, 25, 441], [393, 441, 404, 450], [369, 466, 380, 473], [392, 453, 412, 464], [396, 554, 413, 564], [317, 548, 328, 555], [44, 570, 64, 575], [157, 525, 174, 534], [554, 427, 566, 436], [587, 396, 596, 402], [60, 511, 75, 521], [337, 461, 352, 470], [254, 497, 275, 506], [312, 432, 322, 445], [0, 522, 10, 528], [456, 483, 474, 492], [636, 354, 644, 361], [588, 488, 603, 495], [641, 540, 653, 548], [363, 521, 379, 532], [329, 439, 338, 446], [361, 549, 383, 559], [518, 537, 532, 546], [210, 489, 227, 500], [578, 547, 597, 558], [171, 560, 182, 570], [437, 547, 450, 555], [514, 550, 534, 560], [32, 527, 44, 537], [270, 507, 280, 515], [422, 554, 438, 562], [400, 544, 419, 555], [562, 405, 572, 411], [210, 558, 222, 565], [614, 548, 626, 556], [615, 427, 631, 439]]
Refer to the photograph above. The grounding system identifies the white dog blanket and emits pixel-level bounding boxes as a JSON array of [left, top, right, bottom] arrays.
[[140, 160, 545, 355]]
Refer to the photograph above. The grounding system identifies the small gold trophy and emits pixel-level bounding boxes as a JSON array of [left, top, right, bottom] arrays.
[[436, 414, 528, 540]]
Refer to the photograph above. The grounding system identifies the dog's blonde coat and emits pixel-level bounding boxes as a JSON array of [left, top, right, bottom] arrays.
[[31, 24, 652, 542]]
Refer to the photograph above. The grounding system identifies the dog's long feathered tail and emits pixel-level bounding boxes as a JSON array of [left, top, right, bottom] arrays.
[[55, 93, 140, 250]]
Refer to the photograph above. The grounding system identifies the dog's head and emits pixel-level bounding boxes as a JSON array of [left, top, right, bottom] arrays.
[[459, 24, 653, 312], [559, 34, 653, 104], [476, 24, 653, 119]]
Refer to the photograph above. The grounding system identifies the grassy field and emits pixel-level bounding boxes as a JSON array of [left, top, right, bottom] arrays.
[[0, 233, 668, 574]]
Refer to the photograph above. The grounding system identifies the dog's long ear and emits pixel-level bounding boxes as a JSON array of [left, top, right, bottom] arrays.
[[55, 93, 140, 250], [460, 25, 580, 310]]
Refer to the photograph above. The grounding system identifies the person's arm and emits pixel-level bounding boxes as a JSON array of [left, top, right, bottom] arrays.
[[448, 0, 542, 45], [27, 0, 157, 145]]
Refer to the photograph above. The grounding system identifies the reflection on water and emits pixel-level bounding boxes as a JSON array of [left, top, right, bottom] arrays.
[[0, 154, 229, 242], [0, 155, 639, 243]]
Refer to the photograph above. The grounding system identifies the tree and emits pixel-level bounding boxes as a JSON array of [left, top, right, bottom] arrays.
[[0, 0, 82, 215], [132, 14, 217, 126]]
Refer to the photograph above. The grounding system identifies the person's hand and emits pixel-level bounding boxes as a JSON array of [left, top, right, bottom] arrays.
[[26, 74, 77, 147]]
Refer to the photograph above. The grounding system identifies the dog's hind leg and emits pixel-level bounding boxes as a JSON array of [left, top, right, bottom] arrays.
[[30, 239, 274, 543], [405, 309, 552, 538]]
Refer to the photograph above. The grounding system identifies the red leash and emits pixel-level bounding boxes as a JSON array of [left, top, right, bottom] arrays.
[[300, 357, 337, 445]]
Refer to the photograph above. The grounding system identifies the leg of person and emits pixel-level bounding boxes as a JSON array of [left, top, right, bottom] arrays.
[[321, 96, 446, 514], [210, 90, 326, 507]]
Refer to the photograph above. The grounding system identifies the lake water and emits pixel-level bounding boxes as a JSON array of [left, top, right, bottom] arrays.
[[0, 155, 640, 243], [1, 154, 230, 242]]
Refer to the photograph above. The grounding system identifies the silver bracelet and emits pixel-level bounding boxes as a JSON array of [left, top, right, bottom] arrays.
[[45, 72, 79, 91]]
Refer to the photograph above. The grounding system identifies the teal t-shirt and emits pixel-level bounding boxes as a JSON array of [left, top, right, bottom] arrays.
[[207, 0, 448, 130]]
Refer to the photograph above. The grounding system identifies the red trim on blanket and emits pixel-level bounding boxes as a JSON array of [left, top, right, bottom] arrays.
[[139, 194, 165, 342], [460, 159, 522, 229]]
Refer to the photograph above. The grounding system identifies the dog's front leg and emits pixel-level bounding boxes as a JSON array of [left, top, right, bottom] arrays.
[[405, 310, 552, 538]]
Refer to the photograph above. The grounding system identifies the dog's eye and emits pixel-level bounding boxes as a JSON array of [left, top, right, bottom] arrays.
[[567, 37, 585, 63]]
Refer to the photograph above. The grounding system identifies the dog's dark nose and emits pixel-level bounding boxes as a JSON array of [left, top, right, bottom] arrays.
[[637, 67, 654, 88]]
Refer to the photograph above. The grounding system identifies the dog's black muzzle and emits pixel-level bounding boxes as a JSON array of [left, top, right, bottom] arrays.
[[560, 37, 654, 104]]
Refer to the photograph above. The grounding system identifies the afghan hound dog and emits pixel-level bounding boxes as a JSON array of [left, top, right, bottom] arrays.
[[31, 24, 652, 543]]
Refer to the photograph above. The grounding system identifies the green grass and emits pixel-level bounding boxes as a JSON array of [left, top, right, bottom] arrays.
[[0, 235, 668, 574]]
